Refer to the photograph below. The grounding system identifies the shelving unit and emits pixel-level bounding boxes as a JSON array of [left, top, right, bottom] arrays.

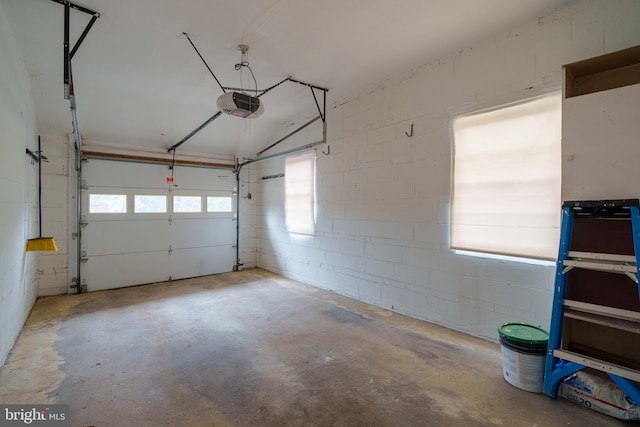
[[543, 200, 640, 403], [561, 45, 640, 202]]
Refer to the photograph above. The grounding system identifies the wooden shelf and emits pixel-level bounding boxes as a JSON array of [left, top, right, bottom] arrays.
[[564, 299, 640, 322], [564, 45, 640, 98], [564, 309, 640, 334]]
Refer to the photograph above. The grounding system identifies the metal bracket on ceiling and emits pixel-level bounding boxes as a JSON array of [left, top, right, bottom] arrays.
[[49, 0, 100, 99], [169, 33, 329, 154]]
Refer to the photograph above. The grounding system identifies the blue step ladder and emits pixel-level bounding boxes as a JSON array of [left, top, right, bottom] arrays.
[[544, 199, 640, 404]]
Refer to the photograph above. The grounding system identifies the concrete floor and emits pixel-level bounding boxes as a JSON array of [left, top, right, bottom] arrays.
[[0, 268, 631, 426]]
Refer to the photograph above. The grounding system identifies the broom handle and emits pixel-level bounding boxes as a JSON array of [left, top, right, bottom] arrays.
[[38, 135, 43, 238]]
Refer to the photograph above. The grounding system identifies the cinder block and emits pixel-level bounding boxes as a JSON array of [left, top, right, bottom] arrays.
[[343, 168, 368, 186], [361, 181, 415, 202], [333, 150, 358, 172], [377, 221, 415, 241], [342, 201, 371, 221], [383, 139, 419, 165], [486, 260, 554, 290], [325, 252, 365, 273], [462, 276, 530, 311], [402, 246, 435, 268], [359, 279, 382, 301], [394, 263, 429, 287], [332, 219, 356, 235], [380, 283, 403, 307], [429, 270, 463, 301], [367, 124, 397, 146], [285, 258, 316, 281], [356, 144, 383, 165], [333, 271, 363, 294], [367, 164, 398, 184], [336, 238, 364, 256], [365, 258, 394, 279], [365, 241, 402, 263], [402, 288, 437, 316], [439, 299, 486, 335], [604, 9, 640, 52]]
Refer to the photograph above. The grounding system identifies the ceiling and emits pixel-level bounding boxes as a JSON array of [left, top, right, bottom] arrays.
[[2, 0, 572, 159]]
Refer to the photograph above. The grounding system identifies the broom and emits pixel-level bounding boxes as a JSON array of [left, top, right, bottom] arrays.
[[26, 136, 58, 252]]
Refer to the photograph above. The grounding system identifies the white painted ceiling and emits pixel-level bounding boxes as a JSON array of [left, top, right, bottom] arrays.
[[3, 0, 571, 159]]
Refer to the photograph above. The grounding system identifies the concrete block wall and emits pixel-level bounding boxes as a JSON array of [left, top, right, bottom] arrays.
[[0, 1, 39, 366], [238, 162, 257, 268], [38, 135, 70, 296], [255, 0, 640, 341]]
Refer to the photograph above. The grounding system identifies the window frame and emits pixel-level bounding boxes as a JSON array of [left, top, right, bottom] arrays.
[[450, 92, 562, 261], [206, 196, 234, 213], [173, 195, 203, 213], [284, 151, 316, 236], [88, 193, 128, 214], [133, 194, 168, 214]]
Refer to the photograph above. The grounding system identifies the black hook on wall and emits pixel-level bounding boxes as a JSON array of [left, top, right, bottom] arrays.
[[405, 124, 414, 137], [322, 145, 330, 155]]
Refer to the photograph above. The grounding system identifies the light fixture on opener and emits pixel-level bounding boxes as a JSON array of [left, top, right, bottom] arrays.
[[216, 45, 264, 119]]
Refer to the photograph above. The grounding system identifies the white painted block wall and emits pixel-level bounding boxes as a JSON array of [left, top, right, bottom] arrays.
[[254, 0, 640, 341], [0, 1, 39, 366], [38, 135, 70, 296], [238, 163, 257, 268]]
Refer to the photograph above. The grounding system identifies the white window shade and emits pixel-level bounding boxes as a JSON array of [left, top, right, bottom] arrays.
[[285, 151, 316, 235], [451, 93, 562, 260]]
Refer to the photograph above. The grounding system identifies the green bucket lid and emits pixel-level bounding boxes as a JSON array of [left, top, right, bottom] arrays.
[[498, 323, 549, 345]]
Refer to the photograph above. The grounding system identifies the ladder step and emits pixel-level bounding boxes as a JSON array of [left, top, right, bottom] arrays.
[[563, 259, 637, 273], [567, 251, 636, 263], [563, 299, 640, 322], [553, 349, 640, 382], [564, 309, 640, 334]]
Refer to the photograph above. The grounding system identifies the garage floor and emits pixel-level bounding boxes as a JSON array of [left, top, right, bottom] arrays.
[[0, 268, 628, 426]]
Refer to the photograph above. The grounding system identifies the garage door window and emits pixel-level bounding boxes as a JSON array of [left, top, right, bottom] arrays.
[[134, 195, 167, 213], [89, 194, 127, 214], [207, 196, 233, 213], [174, 196, 202, 213]]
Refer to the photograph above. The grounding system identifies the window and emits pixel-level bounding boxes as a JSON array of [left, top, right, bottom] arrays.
[[207, 196, 233, 213], [450, 93, 561, 260], [173, 196, 202, 213], [285, 151, 315, 235], [134, 195, 167, 213], [89, 194, 126, 213]]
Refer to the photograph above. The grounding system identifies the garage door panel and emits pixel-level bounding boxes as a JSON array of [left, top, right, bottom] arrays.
[[81, 159, 236, 291], [83, 251, 170, 291], [170, 169, 235, 191], [84, 159, 170, 189], [170, 218, 236, 248], [169, 246, 235, 280], [83, 220, 170, 255]]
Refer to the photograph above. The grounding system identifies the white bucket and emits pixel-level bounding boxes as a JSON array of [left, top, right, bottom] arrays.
[[498, 323, 549, 393], [500, 343, 546, 393]]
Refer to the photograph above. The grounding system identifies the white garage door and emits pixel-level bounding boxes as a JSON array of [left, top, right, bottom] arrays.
[[80, 158, 236, 292]]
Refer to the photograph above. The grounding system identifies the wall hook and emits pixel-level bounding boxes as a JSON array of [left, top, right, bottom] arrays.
[[405, 124, 414, 137], [322, 145, 330, 155]]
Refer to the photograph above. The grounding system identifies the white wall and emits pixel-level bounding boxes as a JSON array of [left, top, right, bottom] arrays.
[[0, 1, 39, 366], [38, 134, 70, 296], [254, 0, 640, 341], [238, 162, 258, 269]]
